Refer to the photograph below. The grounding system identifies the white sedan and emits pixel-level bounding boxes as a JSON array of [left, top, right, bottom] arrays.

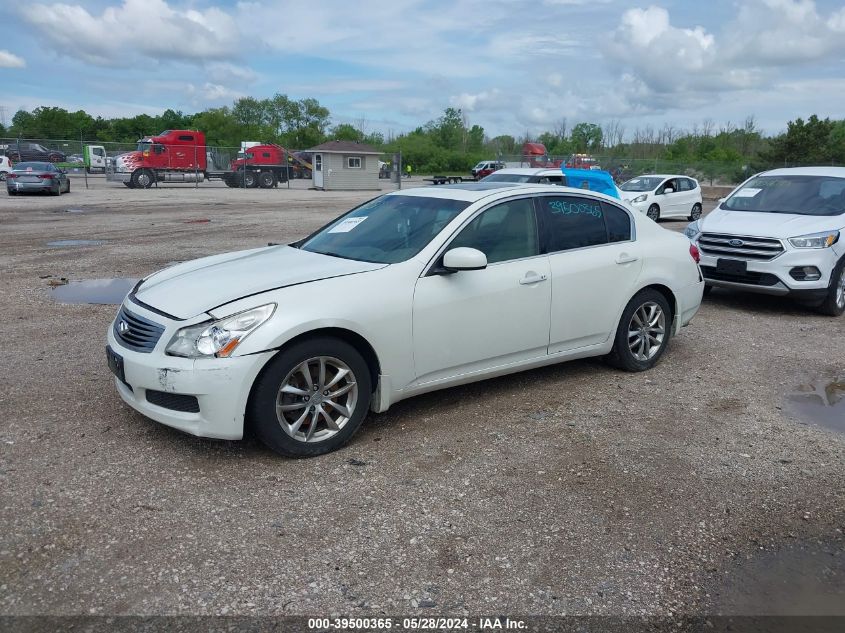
[[107, 183, 704, 457], [620, 174, 703, 222]]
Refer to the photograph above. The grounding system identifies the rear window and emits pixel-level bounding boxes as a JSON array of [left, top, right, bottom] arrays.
[[14, 162, 53, 171]]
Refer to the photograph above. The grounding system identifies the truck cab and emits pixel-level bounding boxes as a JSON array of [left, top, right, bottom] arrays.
[[107, 130, 207, 188], [84, 145, 107, 173]]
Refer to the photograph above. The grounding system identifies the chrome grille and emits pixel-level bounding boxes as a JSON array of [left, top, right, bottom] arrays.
[[698, 233, 784, 261], [114, 306, 164, 353]]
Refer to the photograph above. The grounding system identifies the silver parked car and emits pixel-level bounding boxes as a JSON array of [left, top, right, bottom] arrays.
[[6, 162, 70, 196]]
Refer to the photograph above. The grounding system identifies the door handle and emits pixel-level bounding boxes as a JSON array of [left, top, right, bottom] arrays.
[[616, 253, 639, 265], [519, 272, 548, 285]]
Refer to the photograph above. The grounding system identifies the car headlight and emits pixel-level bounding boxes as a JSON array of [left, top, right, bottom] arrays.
[[684, 220, 702, 240], [166, 303, 275, 358], [632, 194, 648, 203], [788, 231, 839, 249]]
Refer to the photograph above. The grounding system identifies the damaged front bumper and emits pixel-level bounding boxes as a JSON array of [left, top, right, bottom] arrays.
[[106, 300, 273, 440]]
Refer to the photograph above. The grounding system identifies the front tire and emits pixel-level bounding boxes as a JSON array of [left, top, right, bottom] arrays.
[[646, 204, 660, 221], [606, 289, 672, 372], [817, 258, 845, 317], [688, 203, 702, 221], [131, 169, 155, 189], [249, 337, 372, 457]]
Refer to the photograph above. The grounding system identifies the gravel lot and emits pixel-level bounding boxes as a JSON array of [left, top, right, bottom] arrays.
[[1, 176, 843, 618]]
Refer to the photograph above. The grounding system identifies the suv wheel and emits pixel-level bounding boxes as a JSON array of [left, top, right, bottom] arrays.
[[817, 258, 845, 317], [646, 204, 660, 221]]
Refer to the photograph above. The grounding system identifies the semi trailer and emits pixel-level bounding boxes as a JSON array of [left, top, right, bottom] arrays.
[[105, 130, 297, 188]]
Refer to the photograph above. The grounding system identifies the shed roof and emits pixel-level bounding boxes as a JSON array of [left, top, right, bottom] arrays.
[[309, 140, 381, 154]]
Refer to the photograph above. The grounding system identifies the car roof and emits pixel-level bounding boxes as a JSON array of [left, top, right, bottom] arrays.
[[759, 166, 845, 178], [388, 182, 625, 205], [628, 174, 694, 180], [489, 168, 562, 176]]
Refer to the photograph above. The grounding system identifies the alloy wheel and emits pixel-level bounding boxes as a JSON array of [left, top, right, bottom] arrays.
[[628, 301, 666, 361], [275, 356, 358, 443], [836, 267, 845, 309]]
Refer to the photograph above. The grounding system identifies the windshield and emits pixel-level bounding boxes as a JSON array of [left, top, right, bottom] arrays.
[[299, 194, 471, 264], [482, 173, 533, 183], [723, 175, 845, 216], [136, 141, 152, 152], [620, 177, 664, 192]]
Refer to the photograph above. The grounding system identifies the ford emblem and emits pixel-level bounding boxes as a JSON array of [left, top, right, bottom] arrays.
[[118, 320, 129, 335], [729, 239, 744, 247]]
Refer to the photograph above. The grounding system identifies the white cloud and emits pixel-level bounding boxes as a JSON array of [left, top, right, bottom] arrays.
[[204, 62, 258, 86], [0, 50, 25, 68], [603, 0, 845, 116], [19, 0, 238, 66]]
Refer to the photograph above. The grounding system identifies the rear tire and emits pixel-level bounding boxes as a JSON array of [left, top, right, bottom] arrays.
[[646, 204, 660, 221], [51, 183, 61, 196], [606, 289, 672, 372], [817, 258, 845, 317], [245, 171, 258, 188], [249, 337, 372, 457], [688, 203, 702, 221], [258, 171, 276, 189]]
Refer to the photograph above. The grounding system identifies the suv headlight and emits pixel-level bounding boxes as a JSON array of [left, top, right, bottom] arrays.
[[631, 194, 648, 203], [166, 304, 275, 358], [788, 231, 839, 249], [684, 220, 702, 240]]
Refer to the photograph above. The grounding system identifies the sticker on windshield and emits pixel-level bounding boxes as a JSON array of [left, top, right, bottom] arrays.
[[328, 216, 367, 233], [732, 187, 761, 198]]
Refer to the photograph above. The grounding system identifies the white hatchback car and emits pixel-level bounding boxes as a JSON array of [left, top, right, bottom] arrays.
[[621, 175, 703, 222], [107, 183, 704, 457], [686, 167, 845, 315]]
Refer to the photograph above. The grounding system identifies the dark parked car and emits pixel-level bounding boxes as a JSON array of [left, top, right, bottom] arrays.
[[6, 143, 66, 163], [6, 162, 70, 195]]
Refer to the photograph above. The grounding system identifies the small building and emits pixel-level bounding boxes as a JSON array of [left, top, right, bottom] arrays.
[[308, 140, 381, 191]]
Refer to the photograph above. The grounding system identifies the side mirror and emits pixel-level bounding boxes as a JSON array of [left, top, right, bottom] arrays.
[[443, 247, 487, 272], [663, 187, 674, 194]]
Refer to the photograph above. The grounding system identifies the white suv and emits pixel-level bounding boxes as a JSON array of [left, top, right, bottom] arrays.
[[0, 155, 12, 181], [685, 167, 845, 316]]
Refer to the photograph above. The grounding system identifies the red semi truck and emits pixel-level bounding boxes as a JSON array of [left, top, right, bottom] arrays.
[[106, 130, 294, 188]]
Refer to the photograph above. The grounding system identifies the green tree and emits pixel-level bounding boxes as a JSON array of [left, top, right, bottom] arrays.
[[571, 122, 603, 152]]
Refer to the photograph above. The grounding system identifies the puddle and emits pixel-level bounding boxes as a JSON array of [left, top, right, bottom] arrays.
[[787, 374, 845, 433], [47, 239, 106, 247], [51, 278, 138, 304], [711, 540, 845, 615]]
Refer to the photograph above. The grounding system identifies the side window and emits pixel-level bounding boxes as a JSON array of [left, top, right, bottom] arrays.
[[448, 198, 539, 264], [178, 135, 194, 142], [602, 203, 632, 242], [538, 195, 607, 252]]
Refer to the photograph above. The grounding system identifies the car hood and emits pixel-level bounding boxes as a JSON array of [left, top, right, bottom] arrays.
[[135, 245, 386, 319], [700, 206, 844, 238]]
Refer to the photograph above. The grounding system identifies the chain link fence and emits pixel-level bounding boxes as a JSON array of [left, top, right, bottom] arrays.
[[0, 136, 316, 189]]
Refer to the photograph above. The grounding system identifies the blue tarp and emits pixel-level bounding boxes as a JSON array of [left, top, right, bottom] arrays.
[[561, 168, 620, 199]]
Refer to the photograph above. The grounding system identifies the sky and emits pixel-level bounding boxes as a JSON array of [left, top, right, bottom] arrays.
[[2, 0, 845, 139]]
